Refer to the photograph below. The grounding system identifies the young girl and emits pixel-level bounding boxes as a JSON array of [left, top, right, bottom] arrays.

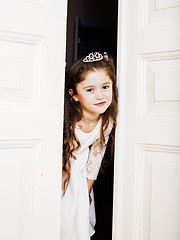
[[61, 52, 118, 240]]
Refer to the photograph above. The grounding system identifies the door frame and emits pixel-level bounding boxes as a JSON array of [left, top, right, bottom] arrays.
[[112, 0, 130, 239]]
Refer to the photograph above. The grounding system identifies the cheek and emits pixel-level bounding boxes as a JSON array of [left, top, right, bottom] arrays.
[[110, 94, 113, 104], [78, 93, 90, 104], [108, 90, 113, 105], [109, 89, 113, 100]]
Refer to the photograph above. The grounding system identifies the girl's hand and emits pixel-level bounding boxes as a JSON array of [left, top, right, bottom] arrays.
[[89, 194, 92, 205], [86, 178, 95, 205], [86, 178, 95, 193]]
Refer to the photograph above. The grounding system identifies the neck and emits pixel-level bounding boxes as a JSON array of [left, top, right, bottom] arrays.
[[82, 116, 100, 123]]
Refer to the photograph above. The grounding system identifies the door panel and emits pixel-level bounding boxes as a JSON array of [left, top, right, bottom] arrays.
[[0, 1, 67, 240], [113, 0, 180, 239], [0, 140, 39, 240]]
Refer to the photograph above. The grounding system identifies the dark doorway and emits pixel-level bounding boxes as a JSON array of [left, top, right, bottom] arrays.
[[65, 1, 118, 239], [66, 0, 118, 69]]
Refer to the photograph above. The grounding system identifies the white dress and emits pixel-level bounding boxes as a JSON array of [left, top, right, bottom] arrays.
[[61, 118, 113, 240]]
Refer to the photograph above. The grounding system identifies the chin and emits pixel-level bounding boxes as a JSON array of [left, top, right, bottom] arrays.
[[98, 107, 109, 114]]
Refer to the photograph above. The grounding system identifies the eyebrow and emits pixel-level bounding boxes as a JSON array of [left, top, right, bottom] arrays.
[[102, 81, 111, 85], [83, 81, 111, 89]]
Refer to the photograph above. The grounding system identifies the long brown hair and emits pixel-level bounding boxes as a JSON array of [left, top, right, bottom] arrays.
[[62, 55, 118, 195]]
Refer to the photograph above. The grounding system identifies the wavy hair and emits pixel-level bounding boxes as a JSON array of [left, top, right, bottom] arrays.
[[62, 55, 118, 196]]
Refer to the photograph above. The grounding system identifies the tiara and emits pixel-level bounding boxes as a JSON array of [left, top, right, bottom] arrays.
[[83, 52, 103, 63]]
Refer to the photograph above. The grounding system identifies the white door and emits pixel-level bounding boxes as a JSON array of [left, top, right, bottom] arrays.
[[0, 1, 67, 240], [113, 0, 180, 239]]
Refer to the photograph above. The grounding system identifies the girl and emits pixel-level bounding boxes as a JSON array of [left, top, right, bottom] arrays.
[[61, 52, 118, 240]]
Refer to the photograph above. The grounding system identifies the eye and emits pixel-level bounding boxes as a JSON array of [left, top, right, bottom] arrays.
[[103, 85, 110, 89], [86, 88, 94, 92]]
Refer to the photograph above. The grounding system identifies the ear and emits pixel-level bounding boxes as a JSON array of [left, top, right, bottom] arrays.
[[69, 89, 79, 102]]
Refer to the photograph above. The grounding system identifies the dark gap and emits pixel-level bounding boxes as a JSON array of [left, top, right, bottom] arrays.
[[65, 1, 118, 239]]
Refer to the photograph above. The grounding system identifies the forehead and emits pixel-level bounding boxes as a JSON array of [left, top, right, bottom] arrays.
[[80, 69, 112, 85]]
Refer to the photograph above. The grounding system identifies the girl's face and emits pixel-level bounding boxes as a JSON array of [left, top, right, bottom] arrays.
[[71, 69, 113, 119]]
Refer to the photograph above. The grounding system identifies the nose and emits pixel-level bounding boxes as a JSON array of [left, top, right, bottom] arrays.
[[96, 89, 103, 99]]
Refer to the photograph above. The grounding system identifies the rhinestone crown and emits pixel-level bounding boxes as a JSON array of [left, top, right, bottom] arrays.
[[83, 52, 103, 63]]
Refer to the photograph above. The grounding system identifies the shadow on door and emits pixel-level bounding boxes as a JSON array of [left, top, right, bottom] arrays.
[[65, 1, 118, 239]]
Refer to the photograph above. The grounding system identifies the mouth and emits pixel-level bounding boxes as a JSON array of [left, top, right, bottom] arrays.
[[94, 101, 106, 107]]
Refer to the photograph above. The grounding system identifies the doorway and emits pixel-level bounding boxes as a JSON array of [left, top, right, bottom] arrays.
[[65, 1, 118, 239], [66, 0, 118, 68]]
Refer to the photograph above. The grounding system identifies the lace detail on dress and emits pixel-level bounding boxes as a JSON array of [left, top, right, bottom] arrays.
[[86, 136, 109, 180]]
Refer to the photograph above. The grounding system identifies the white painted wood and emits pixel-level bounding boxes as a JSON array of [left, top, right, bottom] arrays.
[[113, 0, 180, 239], [0, 1, 67, 240]]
